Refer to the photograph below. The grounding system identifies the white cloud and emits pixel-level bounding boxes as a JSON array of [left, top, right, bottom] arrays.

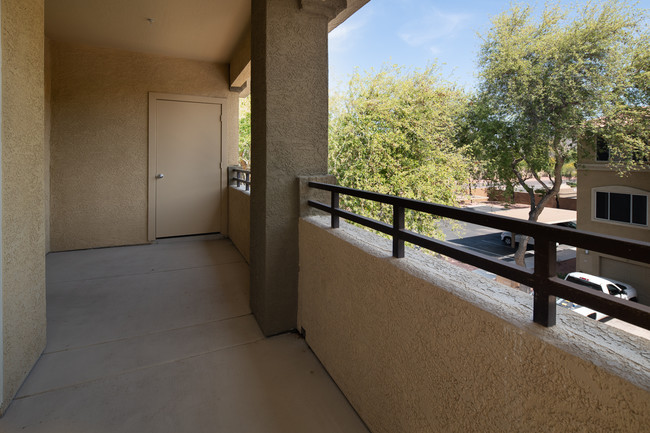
[[398, 7, 472, 49], [329, 13, 369, 52]]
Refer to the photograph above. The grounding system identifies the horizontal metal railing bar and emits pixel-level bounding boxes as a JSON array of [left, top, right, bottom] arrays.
[[308, 182, 650, 265], [231, 167, 250, 173], [312, 197, 537, 286], [547, 277, 650, 329], [403, 228, 650, 329], [398, 229, 538, 286], [230, 177, 251, 185], [309, 200, 392, 235], [307, 181, 650, 330]]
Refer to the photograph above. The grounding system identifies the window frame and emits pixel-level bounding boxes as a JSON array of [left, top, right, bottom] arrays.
[[595, 136, 610, 162], [592, 186, 649, 228]]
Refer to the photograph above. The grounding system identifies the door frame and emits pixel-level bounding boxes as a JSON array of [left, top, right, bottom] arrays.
[[148, 92, 227, 241]]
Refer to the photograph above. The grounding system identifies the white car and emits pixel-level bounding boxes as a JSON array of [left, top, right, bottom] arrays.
[[557, 272, 639, 321], [564, 272, 638, 302], [604, 278, 639, 302], [500, 231, 532, 247], [500, 221, 576, 247]]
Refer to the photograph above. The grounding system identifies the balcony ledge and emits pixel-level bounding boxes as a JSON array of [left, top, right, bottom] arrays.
[[298, 215, 649, 432], [301, 215, 649, 390]]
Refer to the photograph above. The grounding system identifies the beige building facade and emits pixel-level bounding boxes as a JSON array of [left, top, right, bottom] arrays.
[[576, 136, 650, 304]]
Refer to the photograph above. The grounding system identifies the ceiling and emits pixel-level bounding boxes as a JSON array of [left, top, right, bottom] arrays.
[[45, 0, 251, 63], [45, 0, 371, 63]]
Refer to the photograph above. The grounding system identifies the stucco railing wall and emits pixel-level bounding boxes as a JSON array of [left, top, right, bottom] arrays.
[[297, 216, 650, 433], [228, 186, 250, 263]]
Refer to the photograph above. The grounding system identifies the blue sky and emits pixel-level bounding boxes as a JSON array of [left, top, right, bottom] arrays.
[[328, 0, 650, 93]]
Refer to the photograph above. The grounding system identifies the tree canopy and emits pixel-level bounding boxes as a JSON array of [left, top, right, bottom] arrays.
[[329, 65, 470, 238], [238, 96, 251, 169], [458, 0, 648, 264]]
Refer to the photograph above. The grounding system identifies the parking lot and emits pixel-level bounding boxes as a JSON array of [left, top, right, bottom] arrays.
[[437, 204, 576, 268]]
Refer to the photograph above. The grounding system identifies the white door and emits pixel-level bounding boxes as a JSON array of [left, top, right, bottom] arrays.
[[151, 96, 223, 238]]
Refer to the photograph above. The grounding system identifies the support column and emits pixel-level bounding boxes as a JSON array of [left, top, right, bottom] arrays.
[[250, 0, 344, 335]]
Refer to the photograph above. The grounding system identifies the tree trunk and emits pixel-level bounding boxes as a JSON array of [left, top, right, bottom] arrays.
[[513, 236, 529, 267], [512, 152, 565, 268]]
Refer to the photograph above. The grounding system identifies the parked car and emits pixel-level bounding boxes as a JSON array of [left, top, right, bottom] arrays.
[[603, 278, 640, 302], [500, 231, 528, 247], [564, 272, 638, 302], [557, 272, 639, 321], [500, 221, 577, 247]]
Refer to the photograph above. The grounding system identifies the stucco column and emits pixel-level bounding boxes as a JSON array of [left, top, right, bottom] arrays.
[[250, 0, 344, 335]]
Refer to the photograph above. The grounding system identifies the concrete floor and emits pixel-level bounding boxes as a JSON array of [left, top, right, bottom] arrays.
[[0, 236, 369, 433]]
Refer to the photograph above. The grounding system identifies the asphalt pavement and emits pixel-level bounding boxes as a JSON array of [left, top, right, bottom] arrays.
[[437, 204, 576, 267]]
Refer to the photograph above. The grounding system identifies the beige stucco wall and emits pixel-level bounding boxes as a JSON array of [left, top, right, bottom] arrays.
[[1, 0, 47, 414], [44, 37, 51, 253], [228, 186, 250, 263], [49, 41, 239, 251], [576, 168, 650, 242], [576, 167, 650, 303], [298, 217, 650, 433]]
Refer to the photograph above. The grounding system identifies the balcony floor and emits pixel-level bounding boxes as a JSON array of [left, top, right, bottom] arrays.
[[0, 236, 369, 432]]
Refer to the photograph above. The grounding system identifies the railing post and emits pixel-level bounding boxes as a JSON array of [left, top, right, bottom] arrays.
[[393, 205, 405, 258], [331, 191, 340, 228], [533, 240, 557, 327], [245, 172, 250, 191]]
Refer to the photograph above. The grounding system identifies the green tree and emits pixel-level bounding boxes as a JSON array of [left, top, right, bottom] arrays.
[[598, 10, 650, 172], [238, 96, 251, 169], [329, 65, 470, 239], [458, 1, 648, 266]]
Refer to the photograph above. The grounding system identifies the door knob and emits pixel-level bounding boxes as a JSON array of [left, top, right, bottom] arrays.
[[155, 173, 164, 179]]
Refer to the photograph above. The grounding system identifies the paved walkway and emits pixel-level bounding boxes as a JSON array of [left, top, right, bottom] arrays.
[[0, 236, 369, 433]]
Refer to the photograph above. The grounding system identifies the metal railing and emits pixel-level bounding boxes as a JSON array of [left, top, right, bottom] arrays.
[[307, 181, 650, 330], [230, 167, 251, 191]]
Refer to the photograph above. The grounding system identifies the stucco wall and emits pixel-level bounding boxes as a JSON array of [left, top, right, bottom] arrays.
[[576, 168, 650, 242], [49, 41, 239, 251], [44, 37, 51, 253], [485, 189, 577, 210], [1, 0, 47, 414], [298, 217, 650, 433], [228, 186, 250, 263]]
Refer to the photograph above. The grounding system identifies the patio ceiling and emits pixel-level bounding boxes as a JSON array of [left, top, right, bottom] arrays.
[[45, 0, 370, 63], [45, 0, 251, 63]]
